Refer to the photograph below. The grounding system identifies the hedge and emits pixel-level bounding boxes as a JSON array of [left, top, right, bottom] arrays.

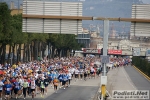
[[132, 56, 150, 77]]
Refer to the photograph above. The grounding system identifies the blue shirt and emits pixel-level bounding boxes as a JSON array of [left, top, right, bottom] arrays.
[[58, 74, 63, 80], [4, 84, 12, 93], [63, 75, 68, 81], [14, 82, 20, 90]]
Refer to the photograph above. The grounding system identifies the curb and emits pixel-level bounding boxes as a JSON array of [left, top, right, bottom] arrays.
[[133, 65, 150, 81], [93, 83, 100, 100]]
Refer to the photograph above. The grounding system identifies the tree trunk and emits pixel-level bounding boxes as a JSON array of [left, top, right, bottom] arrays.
[[57, 48, 61, 58], [1, 45, 6, 64], [7, 45, 11, 63], [64, 49, 67, 57], [30, 42, 33, 61], [52, 46, 55, 58], [12, 44, 15, 64], [17, 45, 19, 63], [28, 44, 30, 62], [48, 42, 50, 59], [18, 44, 21, 62], [15, 44, 18, 63], [33, 40, 38, 60], [38, 41, 40, 58], [26, 44, 28, 62], [33, 41, 36, 60], [23, 43, 26, 62], [41, 42, 46, 59], [61, 49, 63, 57], [0, 44, 4, 56], [0, 44, 5, 64]]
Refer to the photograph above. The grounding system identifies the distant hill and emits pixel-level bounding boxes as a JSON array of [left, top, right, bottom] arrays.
[[1, 0, 143, 32]]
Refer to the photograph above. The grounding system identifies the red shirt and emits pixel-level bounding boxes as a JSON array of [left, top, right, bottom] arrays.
[[11, 79, 16, 83], [27, 79, 31, 84]]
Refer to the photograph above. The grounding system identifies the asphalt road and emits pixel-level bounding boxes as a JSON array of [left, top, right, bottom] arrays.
[[45, 85, 97, 100], [124, 66, 150, 90], [124, 66, 150, 99], [9, 78, 99, 100], [44, 78, 100, 100]]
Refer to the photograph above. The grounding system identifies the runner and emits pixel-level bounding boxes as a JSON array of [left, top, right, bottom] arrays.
[[27, 77, 31, 97], [13, 78, 21, 99], [58, 73, 63, 88], [22, 79, 28, 99], [4, 79, 12, 100], [0, 77, 4, 100], [62, 73, 68, 89], [79, 69, 84, 80], [84, 70, 88, 81], [67, 71, 72, 87], [40, 77, 45, 98], [30, 77, 36, 100], [53, 77, 59, 93], [35, 77, 41, 94], [74, 68, 79, 82], [44, 76, 50, 95]]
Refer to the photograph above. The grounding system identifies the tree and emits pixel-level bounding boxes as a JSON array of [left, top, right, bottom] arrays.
[[0, 2, 11, 64], [10, 14, 28, 63], [48, 34, 83, 57]]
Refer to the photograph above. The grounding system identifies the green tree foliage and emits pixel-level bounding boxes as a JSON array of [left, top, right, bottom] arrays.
[[132, 56, 150, 77], [0, 16, 3, 34], [0, 2, 11, 44], [54, 34, 79, 49]]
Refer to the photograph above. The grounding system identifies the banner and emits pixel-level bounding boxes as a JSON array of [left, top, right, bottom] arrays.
[[108, 50, 122, 55], [83, 48, 101, 54]]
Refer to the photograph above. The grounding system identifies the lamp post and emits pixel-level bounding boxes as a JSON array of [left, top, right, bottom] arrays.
[[100, 20, 109, 100]]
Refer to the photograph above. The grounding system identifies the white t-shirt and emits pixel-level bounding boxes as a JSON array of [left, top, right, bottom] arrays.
[[68, 73, 72, 79], [19, 79, 24, 86], [30, 80, 36, 89], [75, 69, 79, 74], [0, 81, 4, 90], [70, 68, 75, 74]]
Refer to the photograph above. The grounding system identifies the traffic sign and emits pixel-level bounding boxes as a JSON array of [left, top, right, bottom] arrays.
[[22, 1, 82, 34], [133, 48, 141, 56], [146, 49, 150, 56], [101, 55, 109, 63]]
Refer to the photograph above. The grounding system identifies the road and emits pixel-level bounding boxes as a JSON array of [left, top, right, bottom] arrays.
[[45, 78, 99, 100], [11, 77, 100, 100], [124, 66, 150, 98], [107, 66, 150, 100], [124, 66, 150, 90]]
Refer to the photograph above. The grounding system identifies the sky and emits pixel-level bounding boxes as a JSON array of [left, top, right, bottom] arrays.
[[142, 0, 150, 3]]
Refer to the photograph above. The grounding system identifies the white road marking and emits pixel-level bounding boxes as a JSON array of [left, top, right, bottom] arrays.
[[122, 67, 137, 90]]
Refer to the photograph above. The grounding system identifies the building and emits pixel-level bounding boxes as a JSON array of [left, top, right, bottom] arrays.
[[91, 37, 150, 56], [130, 4, 150, 38], [10, 1, 23, 15], [75, 29, 91, 48]]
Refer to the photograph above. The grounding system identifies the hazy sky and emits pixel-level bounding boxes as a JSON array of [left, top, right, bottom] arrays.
[[142, 0, 150, 3]]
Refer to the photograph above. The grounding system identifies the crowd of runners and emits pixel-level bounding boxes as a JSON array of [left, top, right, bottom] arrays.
[[0, 56, 131, 100]]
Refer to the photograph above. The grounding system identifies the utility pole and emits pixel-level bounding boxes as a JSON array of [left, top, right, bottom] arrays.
[[18, 0, 19, 14], [103, 20, 109, 76], [100, 20, 109, 100]]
